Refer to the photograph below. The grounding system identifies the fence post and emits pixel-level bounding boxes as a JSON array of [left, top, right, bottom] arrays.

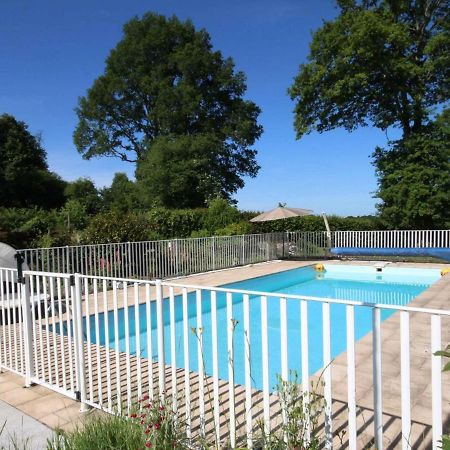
[[66, 246, 70, 274], [241, 235, 245, 265], [372, 307, 383, 449], [73, 274, 88, 412], [212, 237, 216, 271], [20, 275, 34, 387], [155, 279, 166, 399], [175, 239, 180, 276]]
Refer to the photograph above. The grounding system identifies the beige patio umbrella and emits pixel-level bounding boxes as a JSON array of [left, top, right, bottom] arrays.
[[250, 206, 313, 222], [250, 206, 332, 249]]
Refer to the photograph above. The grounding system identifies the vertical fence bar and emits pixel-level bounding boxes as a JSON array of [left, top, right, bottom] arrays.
[[182, 287, 191, 438], [134, 283, 142, 400], [84, 278, 93, 402], [226, 291, 236, 448], [196, 289, 205, 437], [123, 282, 132, 409], [93, 280, 103, 405], [346, 305, 357, 450], [210, 290, 220, 446], [169, 286, 177, 411], [301, 299, 310, 441], [243, 293, 253, 447], [73, 274, 88, 411], [102, 279, 112, 411], [372, 307, 383, 450], [260, 295, 270, 435], [112, 281, 122, 411], [145, 284, 154, 399], [280, 297, 288, 382], [322, 302, 332, 448], [155, 280, 165, 399], [400, 311, 411, 449], [431, 314, 442, 449], [21, 276, 34, 387]]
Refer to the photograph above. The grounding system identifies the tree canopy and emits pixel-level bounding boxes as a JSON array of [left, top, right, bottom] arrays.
[[102, 172, 141, 213], [289, 0, 449, 139], [0, 114, 66, 209], [135, 133, 258, 208], [74, 13, 262, 206], [373, 108, 450, 229], [289, 0, 449, 228], [64, 177, 101, 215]]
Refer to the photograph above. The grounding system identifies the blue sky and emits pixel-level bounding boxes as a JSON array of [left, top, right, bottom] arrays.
[[1, 0, 394, 215]]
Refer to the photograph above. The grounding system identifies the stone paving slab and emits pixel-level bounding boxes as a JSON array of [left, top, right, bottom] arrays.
[[0, 397, 53, 449]]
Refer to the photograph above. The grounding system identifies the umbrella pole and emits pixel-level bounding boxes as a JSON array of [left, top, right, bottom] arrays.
[[322, 213, 332, 251]]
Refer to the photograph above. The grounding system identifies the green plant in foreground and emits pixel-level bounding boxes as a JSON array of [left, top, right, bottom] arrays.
[[256, 372, 326, 450], [48, 396, 188, 450]]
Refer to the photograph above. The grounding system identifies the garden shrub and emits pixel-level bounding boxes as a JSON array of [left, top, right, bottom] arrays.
[[147, 208, 205, 239], [82, 211, 150, 244], [201, 198, 241, 234], [214, 220, 253, 236]]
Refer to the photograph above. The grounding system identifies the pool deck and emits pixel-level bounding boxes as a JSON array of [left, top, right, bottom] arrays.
[[1, 259, 449, 448]]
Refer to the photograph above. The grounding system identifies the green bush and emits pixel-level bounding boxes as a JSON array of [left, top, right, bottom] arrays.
[[215, 220, 253, 236], [82, 211, 150, 244], [147, 208, 205, 239], [202, 198, 242, 234]]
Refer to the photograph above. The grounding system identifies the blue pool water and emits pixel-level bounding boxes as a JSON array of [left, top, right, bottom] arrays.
[[77, 265, 440, 391]]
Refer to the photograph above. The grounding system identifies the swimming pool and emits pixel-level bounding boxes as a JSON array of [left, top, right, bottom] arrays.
[[80, 264, 441, 391]]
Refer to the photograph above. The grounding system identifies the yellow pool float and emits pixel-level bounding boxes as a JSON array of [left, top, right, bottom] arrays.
[[441, 268, 450, 276], [315, 263, 325, 272]]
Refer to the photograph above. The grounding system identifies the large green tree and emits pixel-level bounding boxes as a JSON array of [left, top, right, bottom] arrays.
[[74, 13, 262, 206], [0, 114, 66, 209], [136, 133, 257, 208], [289, 0, 449, 228], [64, 177, 101, 214], [373, 109, 450, 229], [289, 0, 449, 138], [102, 172, 142, 213]]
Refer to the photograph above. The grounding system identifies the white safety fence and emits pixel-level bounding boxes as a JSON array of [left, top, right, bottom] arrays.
[[18, 230, 450, 282], [334, 229, 450, 248], [19, 233, 288, 279], [1, 266, 449, 448]]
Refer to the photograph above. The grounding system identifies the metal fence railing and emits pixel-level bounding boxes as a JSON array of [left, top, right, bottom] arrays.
[[1, 266, 449, 448], [17, 230, 450, 281], [333, 229, 450, 248], [19, 232, 327, 279]]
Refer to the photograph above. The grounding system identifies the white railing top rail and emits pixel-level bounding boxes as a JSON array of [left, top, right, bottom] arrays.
[[161, 279, 450, 316], [66, 271, 450, 317]]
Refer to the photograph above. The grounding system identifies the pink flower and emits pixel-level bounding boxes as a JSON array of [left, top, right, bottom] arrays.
[[130, 413, 137, 419], [145, 443, 152, 448]]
